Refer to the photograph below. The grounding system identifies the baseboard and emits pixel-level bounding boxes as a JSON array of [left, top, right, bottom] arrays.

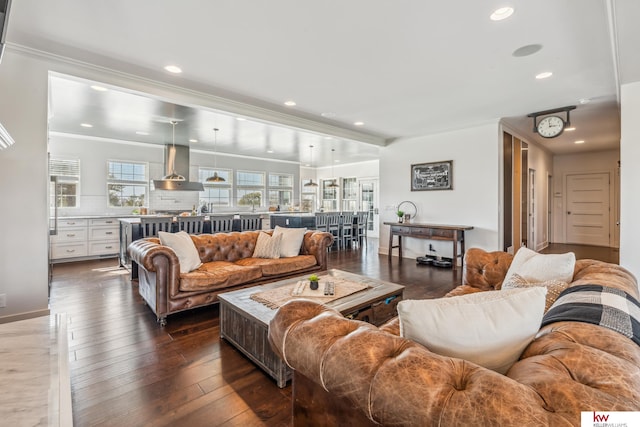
[[0, 309, 50, 324]]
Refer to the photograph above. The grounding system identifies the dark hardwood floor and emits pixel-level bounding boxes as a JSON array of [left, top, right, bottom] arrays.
[[50, 240, 617, 426], [49, 238, 460, 427]]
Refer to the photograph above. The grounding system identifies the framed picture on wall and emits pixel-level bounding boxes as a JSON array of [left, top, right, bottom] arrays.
[[411, 160, 453, 191]]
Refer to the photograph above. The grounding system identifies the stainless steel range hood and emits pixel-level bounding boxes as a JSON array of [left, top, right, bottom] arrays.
[[153, 144, 204, 191]]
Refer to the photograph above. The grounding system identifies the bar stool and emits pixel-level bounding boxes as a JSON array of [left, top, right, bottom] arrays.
[[210, 215, 234, 233], [355, 211, 369, 247], [239, 214, 262, 231], [340, 212, 355, 249], [326, 213, 341, 250], [177, 216, 205, 234], [315, 212, 328, 232], [140, 216, 173, 238]]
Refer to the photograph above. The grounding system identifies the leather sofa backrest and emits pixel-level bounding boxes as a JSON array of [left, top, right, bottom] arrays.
[[191, 231, 262, 263]]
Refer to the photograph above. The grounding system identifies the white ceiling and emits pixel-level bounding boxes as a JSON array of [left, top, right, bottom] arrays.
[[5, 0, 640, 165]]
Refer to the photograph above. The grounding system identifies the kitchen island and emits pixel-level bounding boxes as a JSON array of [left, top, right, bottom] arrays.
[[118, 213, 266, 279]]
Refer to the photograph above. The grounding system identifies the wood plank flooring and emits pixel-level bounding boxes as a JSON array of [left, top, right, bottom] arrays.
[[49, 239, 459, 427], [50, 240, 616, 426]]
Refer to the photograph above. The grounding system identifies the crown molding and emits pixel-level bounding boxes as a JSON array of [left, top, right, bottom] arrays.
[[8, 43, 388, 147]]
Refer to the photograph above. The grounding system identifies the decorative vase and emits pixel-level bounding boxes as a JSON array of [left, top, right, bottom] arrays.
[[309, 280, 319, 290], [397, 216, 403, 223]]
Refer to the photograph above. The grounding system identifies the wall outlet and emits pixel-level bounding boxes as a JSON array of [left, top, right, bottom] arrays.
[[0, 294, 6, 308]]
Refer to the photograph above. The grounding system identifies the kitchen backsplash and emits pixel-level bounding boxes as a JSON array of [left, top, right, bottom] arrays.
[[148, 190, 199, 213]]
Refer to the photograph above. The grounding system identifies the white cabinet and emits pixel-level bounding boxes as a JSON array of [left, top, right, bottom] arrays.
[[51, 219, 88, 260], [50, 217, 120, 262], [88, 218, 119, 256]]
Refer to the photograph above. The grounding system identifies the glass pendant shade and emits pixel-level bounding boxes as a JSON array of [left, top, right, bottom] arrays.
[[206, 128, 225, 183], [328, 148, 339, 188], [206, 172, 225, 183], [304, 144, 318, 187]]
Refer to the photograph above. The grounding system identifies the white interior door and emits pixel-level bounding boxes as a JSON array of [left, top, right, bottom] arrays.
[[359, 179, 379, 238], [566, 172, 610, 246]]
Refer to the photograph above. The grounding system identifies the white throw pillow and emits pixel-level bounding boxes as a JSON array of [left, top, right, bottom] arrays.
[[158, 231, 202, 273], [272, 226, 307, 257], [504, 247, 575, 284], [253, 232, 282, 259], [397, 287, 547, 374]]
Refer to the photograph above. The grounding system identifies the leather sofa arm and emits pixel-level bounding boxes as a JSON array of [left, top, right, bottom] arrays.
[[302, 231, 334, 270], [445, 247, 514, 297], [269, 299, 554, 426], [128, 238, 180, 273]]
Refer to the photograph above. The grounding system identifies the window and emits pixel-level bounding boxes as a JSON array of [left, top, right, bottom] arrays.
[[268, 173, 293, 208], [321, 180, 338, 211], [107, 161, 147, 207], [237, 171, 265, 207], [50, 157, 80, 208], [199, 167, 232, 207], [342, 177, 358, 212]]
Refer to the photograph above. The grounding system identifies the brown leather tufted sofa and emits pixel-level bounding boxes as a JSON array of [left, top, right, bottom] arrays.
[[129, 230, 333, 325], [268, 248, 640, 426]]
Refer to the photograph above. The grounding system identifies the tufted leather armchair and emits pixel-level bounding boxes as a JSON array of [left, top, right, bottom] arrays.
[[268, 248, 640, 426]]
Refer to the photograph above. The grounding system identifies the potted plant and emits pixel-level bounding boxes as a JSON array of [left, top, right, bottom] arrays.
[[309, 274, 320, 290], [396, 210, 405, 223]]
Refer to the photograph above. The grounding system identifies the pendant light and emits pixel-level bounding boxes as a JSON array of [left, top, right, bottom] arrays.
[[303, 144, 319, 187], [163, 120, 186, 181], [327, 148, 339, 188], [206, 128, 225, 183]]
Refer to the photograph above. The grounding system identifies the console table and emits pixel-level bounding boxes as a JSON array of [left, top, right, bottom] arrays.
[[384, 222, 474, 268]]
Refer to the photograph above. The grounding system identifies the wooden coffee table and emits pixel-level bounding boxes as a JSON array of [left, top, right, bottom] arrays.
[[218, 269, 404, 388]]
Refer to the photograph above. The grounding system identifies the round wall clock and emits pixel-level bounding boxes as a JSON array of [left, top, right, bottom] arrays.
[[536, 115, 565, 138]]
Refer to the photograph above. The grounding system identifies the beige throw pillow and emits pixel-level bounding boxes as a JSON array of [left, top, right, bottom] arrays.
[[502, 273, 569, 312], [397, 287, 547, 374], [158, 231, 202, 273], [504, 247, 575, 284], [253, 232, 282, 259], [272, 226, 307, 257]]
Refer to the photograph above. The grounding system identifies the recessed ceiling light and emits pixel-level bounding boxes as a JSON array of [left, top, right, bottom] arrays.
[[565, 127, 576, 132], [284, 100, 297, 107], [354, 121, 364, 126], [324, 136, 333, 140], [267, 150, 274, 154], [236, 117, 246, 121], [490, 7, 514, 21], [579, 98, 591, 104], [164, 65, 182, 74], [80, 123, 93, 128], [189, 139, 198, 143], [90, 85, 108, 92], [135, 131, 149, 136], [574, 140, 585, 144], [535, 71, 553, 79]]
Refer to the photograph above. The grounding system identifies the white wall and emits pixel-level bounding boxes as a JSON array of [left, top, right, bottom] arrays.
[[0, 50, 50, 321], [552, 149, 620, 247], [620, 82, 640, 281], [379, 123, 501, 260]]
